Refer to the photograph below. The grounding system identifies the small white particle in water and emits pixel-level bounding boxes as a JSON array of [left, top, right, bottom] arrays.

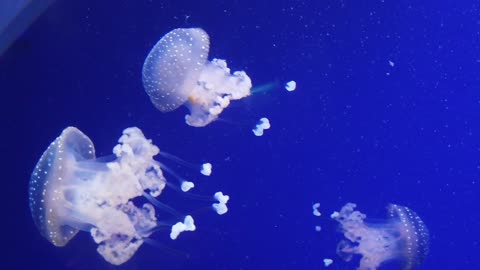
[[323, 258, 333, 267], [181, 181, 195, 192], [252, 117, 271, 136], [213, 191, 230, 215], [170, 215, 196, 240], [201, 163, 212, 176], [285, 80, 297, 91]]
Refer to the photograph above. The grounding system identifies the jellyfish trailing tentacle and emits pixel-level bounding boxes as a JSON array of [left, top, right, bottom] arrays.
[[142, 28, 252, 127], [158, 151, 212, 176], [250, 81, 280, 95]]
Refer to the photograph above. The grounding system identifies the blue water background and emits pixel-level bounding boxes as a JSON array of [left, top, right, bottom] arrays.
[[1, 0, 478, 269]]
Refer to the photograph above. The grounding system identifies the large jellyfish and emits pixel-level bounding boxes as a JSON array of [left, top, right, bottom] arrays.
[[331, 203, 429, 270], [29, 127, 229, 265], [142, 28, 252, 127]]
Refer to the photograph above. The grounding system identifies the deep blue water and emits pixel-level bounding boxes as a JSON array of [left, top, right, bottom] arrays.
[[1, 0, 479, 269]]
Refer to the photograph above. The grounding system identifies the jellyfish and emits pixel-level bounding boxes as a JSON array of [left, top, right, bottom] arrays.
[[323, 258, 333, 267], [331, 203, 430, 270], [142, 28, 252, 127], [29, 126, 229, 265]]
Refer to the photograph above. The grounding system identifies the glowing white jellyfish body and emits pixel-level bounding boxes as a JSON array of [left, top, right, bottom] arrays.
[[252, 117, 271, 136], [142, 28, 252, 127], [29, 127, 228, 265], [332, 203, 430, 270]]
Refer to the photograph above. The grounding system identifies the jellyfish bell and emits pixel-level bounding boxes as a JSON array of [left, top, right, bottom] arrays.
[[142, 28, 209, 113], [29, 126, 228, 265], [142, 28, 252, 127], [29, 127, 96, 247], [332, 203, 430, 270]]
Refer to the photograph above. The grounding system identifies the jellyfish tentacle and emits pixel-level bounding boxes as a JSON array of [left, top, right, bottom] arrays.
[[143, 191, 184, 218], [332, 203, 430, 270]]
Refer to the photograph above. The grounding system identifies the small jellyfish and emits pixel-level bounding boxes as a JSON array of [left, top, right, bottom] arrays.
[[332, 203, 430, 270], [252, 117, 271, 136], [29, 127, 228, 265], [142, 28, 252, 127]]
